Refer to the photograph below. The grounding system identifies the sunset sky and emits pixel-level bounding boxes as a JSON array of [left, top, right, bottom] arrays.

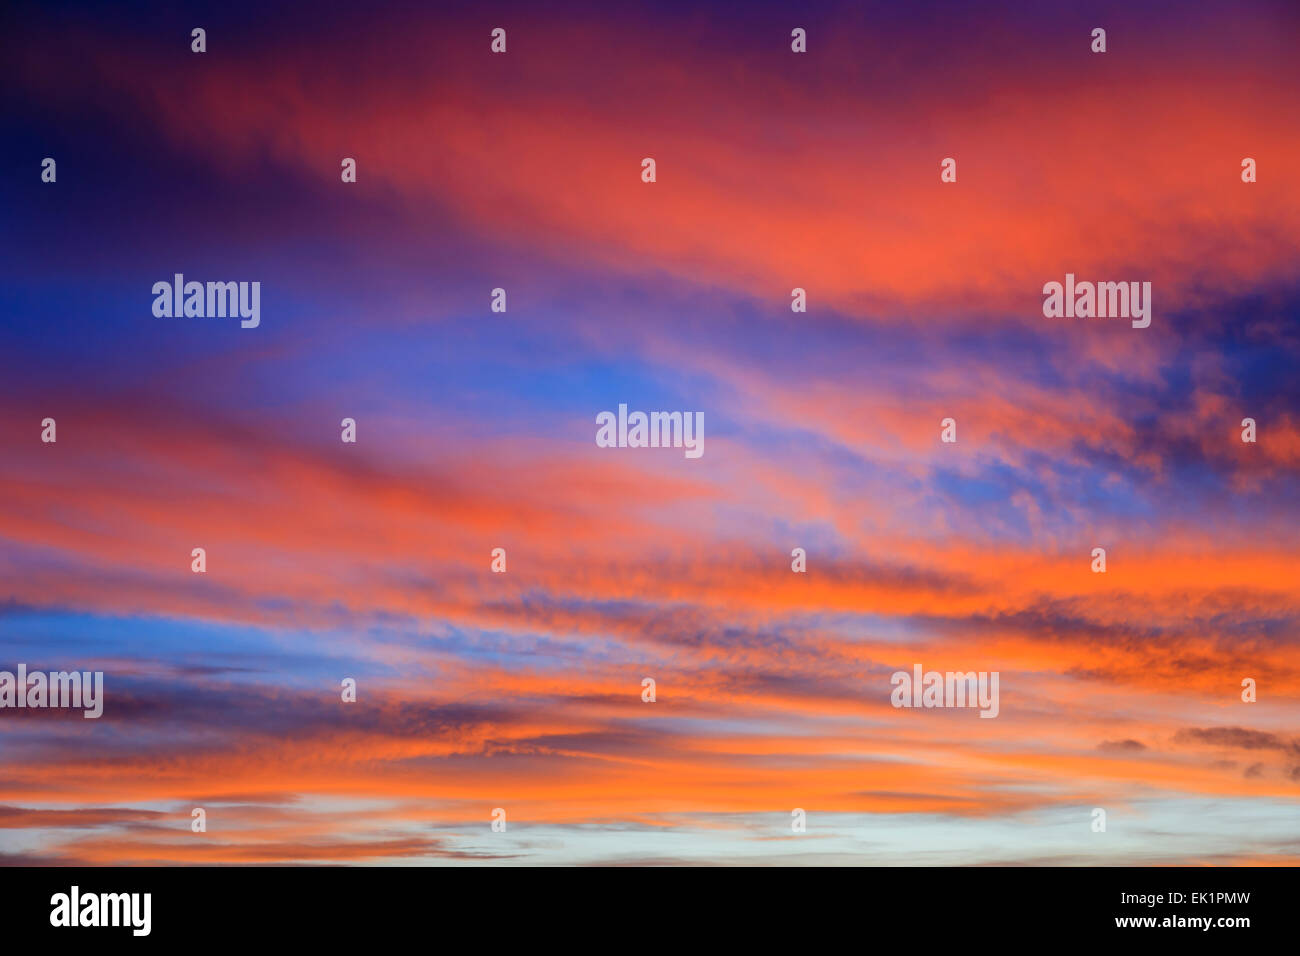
[[1, 0, 1298, 865]]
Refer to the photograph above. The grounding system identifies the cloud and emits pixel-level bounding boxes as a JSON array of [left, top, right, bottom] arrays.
[[1098, 740, 1147, 752], [1175, 727, 1300, 754]]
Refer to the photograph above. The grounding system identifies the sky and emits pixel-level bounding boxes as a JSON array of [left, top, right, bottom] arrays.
[[0, 0, 1298, 865]]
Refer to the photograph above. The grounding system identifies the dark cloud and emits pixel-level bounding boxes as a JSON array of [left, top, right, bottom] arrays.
[[0, 805, 168, 829], [1175, 727, 1300, 754], [1098, 739, 1147, 752]]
